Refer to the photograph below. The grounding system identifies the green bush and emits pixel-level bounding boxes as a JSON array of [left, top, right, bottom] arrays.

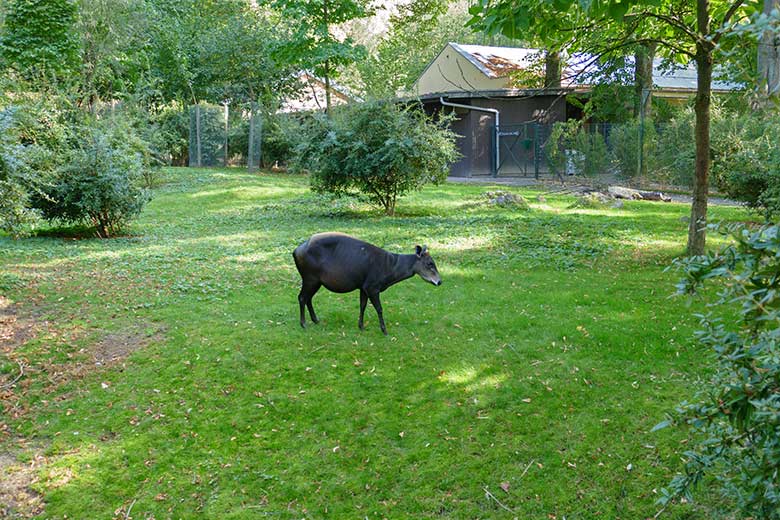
[[711, 114, 780, 217], [294, 101, 459, 216], [660, 223, 780, 519], [609, 119, 657, 181], [261, 114, 301, 168], [150, 103, 189, 167], [654, 110, 696, 187], [35, 122, 151, 237], [0, 87, 72, 237], [0, 0, 80, 78], [546, 120, 610, 178], [0, 107, 39, 237]]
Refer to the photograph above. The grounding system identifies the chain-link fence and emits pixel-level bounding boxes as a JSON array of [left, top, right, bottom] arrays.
[[491, 120, 695, 187], [189, 104, 227, 167], [188, 103, 288, 170], [246, 106, 262, 171]]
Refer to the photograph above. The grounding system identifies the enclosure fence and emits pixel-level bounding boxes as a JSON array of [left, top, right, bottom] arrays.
[[189, 103, 262, 170], [492, 121, 690, 186]]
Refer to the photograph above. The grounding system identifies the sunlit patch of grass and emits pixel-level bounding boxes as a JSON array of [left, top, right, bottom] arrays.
[[0, 167, 758, 520]]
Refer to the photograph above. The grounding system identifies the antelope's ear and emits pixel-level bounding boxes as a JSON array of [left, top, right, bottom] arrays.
[[422, 245, 429, 255], [415, 245, 423, 257]]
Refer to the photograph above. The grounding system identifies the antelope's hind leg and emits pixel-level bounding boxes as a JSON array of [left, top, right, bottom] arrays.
[[298, 280, 322, 327]]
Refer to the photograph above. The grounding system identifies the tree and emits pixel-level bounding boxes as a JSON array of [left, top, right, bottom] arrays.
[[469, 0, 756, 256], [757, 0, 780, 102], [634, 42, 656, 119], [0, 0, 79, 78], [75, 0, 153, 109], [271, 0, 371, 114]]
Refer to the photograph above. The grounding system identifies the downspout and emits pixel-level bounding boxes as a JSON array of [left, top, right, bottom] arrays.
[[440, 97, 500, 176]]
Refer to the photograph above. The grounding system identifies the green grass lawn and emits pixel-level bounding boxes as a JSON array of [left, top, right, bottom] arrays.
[[0, 168, 752, 519]]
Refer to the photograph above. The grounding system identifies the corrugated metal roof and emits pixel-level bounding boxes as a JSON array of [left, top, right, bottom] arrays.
[[448, 43, 740, 92]]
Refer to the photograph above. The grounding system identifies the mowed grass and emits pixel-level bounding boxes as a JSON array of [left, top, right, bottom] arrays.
[[0, 168, 752, 519]]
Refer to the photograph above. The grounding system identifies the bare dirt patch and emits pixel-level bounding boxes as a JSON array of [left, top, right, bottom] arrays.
[[0, 296, 37, 352], [0, 450, 45, 519], [90, 329, 162, 367]]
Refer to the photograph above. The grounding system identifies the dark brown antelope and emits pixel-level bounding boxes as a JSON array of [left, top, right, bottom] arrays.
[[292, 232, 442, 334]]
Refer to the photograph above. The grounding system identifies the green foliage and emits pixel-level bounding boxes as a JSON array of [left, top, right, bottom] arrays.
[[273, 0, 370, 109], [609, 119, 658, 181], [260, 113, 302, 168], [651, 109, 780, 203], [148, 103, 189, 167], [0, 0, 79, 78], [545, 120, 610, 178], [295, 102, 459, 215], [660, 223, 780, 518], [0, 108, 41, 237], [711, 114, 780, 217], [654, 109, 697, 187], [75, 0, 153, 106], [0, 86, 74, 237], [34, 121, 151, 237]]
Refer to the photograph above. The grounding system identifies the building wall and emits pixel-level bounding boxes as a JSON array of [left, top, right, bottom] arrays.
[[471, 96, 566, 125], [411, 45, 510, 97], [437, 95, 569, 177]]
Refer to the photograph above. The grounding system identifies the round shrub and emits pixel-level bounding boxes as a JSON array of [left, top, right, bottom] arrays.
[[294, 101, 459, 216], [35, 123, 151, 237]]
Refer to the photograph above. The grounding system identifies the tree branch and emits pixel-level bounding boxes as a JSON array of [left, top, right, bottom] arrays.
[[637, 12, 701, 43], [713, 0, 747, 44]]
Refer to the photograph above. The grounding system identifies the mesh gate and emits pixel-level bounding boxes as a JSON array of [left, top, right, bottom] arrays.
[[493, 123, 551, 178], [189, 104, 226, 167]]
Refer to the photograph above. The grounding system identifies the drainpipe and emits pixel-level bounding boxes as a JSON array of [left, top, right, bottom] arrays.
[[440, 97, 500, 176]]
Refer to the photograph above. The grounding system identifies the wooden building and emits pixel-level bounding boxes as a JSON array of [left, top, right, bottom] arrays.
[[411, 43, 739, 178]]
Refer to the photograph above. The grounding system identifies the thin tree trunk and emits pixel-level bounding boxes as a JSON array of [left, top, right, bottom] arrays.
[[634, 42, 656, 118], [324, 59, 332, 116], [758, 0, 780, 102], [544, 49, 562, 88], [688, 0, 714, 256], [323, 0, 332, 116]]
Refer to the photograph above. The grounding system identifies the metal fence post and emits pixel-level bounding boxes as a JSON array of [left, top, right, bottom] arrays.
[[534, 123, 540, 179], [223, 102, 229, 167], [247, 105, 256, 172], [195, 104, 202, 168]]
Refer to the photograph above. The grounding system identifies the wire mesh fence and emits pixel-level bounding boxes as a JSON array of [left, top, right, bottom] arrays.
[[188, 103, 273, 170], [189, 104, 227, 167], [246, 106, 262, 171], [492, 120, 694, 187]]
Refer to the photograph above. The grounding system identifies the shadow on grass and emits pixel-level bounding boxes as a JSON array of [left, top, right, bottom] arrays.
[[30, 224, 144, 241]]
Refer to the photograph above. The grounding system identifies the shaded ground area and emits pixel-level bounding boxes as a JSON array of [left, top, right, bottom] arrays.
[[1, 296, 43, 519], [1, 295, 162, 518], [447, 176, 740, 206]]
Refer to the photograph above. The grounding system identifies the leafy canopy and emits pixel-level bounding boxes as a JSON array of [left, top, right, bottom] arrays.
[[0, 0, 80, 78]]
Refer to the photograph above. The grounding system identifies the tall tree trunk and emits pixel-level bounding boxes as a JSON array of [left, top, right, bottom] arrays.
[[688, 0, 714, 256], [544, 49, 561, 88], [324, 59, 332, 116], [758, 0, 780, 103], [634, 42, 656, 118]]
